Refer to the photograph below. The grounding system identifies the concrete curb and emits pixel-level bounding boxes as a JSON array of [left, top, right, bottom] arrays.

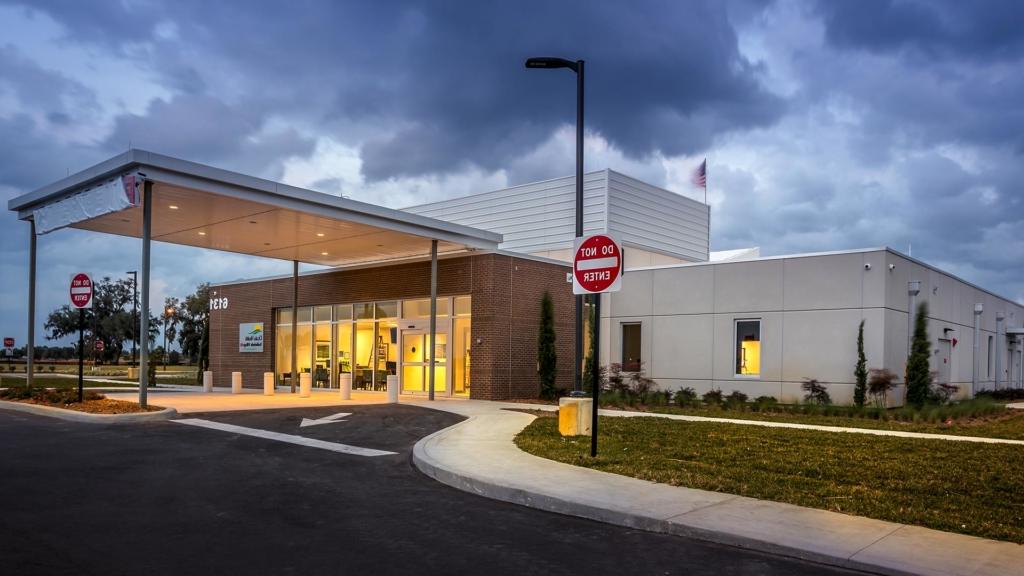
[[412, 410, 1023, 576], [0, 400, 177, 423]]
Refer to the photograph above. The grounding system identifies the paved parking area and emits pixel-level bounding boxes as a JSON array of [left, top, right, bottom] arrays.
[[0, 405, 867, 576]]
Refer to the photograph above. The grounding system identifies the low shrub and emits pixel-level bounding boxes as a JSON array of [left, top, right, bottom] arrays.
[[702, 389, 723, 405], [724, 390, 748, 408], [802, 379, 832, 405], [0, 386, 103, 404], [674, 387, 698, 408]]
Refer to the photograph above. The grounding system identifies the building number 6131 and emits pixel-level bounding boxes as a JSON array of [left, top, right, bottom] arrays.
[[210, 297, 229, 311]]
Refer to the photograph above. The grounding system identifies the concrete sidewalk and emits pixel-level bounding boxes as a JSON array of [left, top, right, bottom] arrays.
[[412, 404, 1024, 576]]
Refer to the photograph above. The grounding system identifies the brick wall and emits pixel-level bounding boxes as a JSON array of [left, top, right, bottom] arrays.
[[210, 254, 574, 400]]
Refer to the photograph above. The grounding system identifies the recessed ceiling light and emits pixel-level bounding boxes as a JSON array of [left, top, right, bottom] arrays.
[[376, 244, 384, 247], [264, 242, 271, 246], [198, 231, 207, 236], [248, 220, 257, 224], [316, 232, 325, 237], [120, 218, 131, 223], [168, 205, 179, 210], [320, 251, 328, 256]]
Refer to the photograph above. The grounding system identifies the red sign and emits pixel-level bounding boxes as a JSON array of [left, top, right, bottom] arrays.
[[573, 234, 623, 295], [70, 273, 93, 309], [94, 340, 105, 352], [3, 337, 13, 348]]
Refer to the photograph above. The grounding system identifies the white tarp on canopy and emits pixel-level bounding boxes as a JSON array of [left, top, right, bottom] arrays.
[[33, 173, 142, 235]]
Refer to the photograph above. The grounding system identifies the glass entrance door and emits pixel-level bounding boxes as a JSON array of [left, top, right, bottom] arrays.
[[401, 331, 447, 394]]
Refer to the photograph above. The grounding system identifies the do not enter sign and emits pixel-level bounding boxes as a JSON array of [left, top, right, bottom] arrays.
[[573, 234, 623, 295], [70, 273, 94, 309]]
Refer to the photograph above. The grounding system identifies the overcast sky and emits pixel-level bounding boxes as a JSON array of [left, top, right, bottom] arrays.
[[2, 0, 1023, 346]]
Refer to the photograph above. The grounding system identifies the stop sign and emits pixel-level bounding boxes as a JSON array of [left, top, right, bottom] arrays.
[[573, 234, 623, 295], [69, 273, 93, 309]]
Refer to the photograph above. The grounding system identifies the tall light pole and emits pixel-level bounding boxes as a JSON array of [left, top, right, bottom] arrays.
[[526, 55, 586, 394], [127, 271, 138, 367]]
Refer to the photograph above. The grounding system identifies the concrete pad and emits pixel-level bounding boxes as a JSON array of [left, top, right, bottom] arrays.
[[851, 525, 1024, 576]]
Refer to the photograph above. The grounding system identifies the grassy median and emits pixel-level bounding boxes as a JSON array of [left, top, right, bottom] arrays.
[[515, 413, 1024, 543]]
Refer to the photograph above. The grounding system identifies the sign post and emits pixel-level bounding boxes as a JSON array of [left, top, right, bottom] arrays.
[[70, 273, 93, 402], [573, 234, 623, 457]]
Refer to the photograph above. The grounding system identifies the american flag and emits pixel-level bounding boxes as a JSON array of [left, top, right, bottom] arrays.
[[691, 159, 706, 189]]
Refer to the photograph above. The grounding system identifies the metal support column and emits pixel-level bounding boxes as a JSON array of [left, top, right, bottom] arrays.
[[291, 260, 298, 394], [428, 239, 438, 401], [139, 180, 153, 408], [574, 59, 586, 394], [996, 312, 1005, 390], [973, 303, 982, 396], [27, 219, 36, 388]]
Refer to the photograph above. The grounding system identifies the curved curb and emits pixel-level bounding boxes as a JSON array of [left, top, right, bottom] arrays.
[[0, 400, 177, 423], [413, 413, 932, 576]]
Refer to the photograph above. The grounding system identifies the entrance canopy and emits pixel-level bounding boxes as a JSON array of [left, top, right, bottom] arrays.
[[8, 149, 502, 266]]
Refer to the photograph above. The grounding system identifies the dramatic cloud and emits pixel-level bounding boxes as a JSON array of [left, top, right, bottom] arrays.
[[1, 0, 1023, 344]]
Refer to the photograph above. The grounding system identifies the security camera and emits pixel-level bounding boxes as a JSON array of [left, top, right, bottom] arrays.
[[864, 263, 872, 270], [888, 264, 896, 271]]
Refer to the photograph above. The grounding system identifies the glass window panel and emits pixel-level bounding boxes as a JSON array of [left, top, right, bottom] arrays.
[[336, 323, 352, 377], [454, 296, 471, 316], [296, 324, 313, 377], [378, 321, 398, 379], [314, 305, 332, 323], [355, 303, 374, 320], [375, 301, 398, 319], [353, 322, 376, 390], [403, 298, 449, 319], [314, 323, 332, 388], [453, 317, 471, 396], [275, 324, 292, 386], [735, 320, 761, 376], [297, 306, 313, 324], [334, 304, 352, 321], [276, 308, 293, 326], [621, 323, 641, 372]]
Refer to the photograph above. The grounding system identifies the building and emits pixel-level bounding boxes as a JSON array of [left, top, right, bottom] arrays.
[[43, 153, 1008, 404]]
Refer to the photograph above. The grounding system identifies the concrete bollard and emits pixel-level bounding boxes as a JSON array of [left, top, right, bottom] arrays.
[[231, 372, 243, 394], [127, 367, 138, 380], [558, 397, 593, 436], [203, 370, 213, 393], [386, 375, 399, 404], [263, 372, 275, 396], [299, 372, 312, 398], [339, 373, 352, 400]]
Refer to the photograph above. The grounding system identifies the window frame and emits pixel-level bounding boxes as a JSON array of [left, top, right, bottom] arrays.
[[734, 318, 762, 379]]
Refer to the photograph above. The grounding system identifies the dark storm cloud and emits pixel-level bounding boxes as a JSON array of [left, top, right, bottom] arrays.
[[18, 0, 784, 181], [814, 0, 1024, 61]]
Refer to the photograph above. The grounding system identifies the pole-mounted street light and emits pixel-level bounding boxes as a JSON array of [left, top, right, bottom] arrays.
[[526, 55, 586, 395]]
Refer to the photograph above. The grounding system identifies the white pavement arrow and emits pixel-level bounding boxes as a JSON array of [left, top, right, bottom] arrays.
[[299, 412, 352, 428]]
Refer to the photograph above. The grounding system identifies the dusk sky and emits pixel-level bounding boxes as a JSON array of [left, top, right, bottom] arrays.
[[2, 0, 1023, 346]]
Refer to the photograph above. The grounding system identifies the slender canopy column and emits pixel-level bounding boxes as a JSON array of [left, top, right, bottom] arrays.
[[428, 239, 438, 401], [138, 180, 153, 408], [291, 260, 298, 394], [27, 219, 36, 387]]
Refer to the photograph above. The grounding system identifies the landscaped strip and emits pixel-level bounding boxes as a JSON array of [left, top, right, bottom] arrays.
[[515, 413, 1024, 544]]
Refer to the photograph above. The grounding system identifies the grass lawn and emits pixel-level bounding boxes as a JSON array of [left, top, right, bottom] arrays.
[[0, 376, 135, 388], [625, 403, 1024, 440], [515, 413, 1024, 544]]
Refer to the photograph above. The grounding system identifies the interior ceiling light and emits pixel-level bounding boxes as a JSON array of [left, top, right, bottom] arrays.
[[316, 232, 325, 237], [320, 251, 329, 256], [168, 205, 179, 210], [198, 231, 207, 236]]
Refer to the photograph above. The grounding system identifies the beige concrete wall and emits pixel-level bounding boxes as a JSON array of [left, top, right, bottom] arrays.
[[605, 248, 1024, 405]]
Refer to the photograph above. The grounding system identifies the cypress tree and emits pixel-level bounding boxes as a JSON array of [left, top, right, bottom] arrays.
[[854, 320, 868, 408], [538, 291, 558, 399], [905, 301, 932, 408]]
